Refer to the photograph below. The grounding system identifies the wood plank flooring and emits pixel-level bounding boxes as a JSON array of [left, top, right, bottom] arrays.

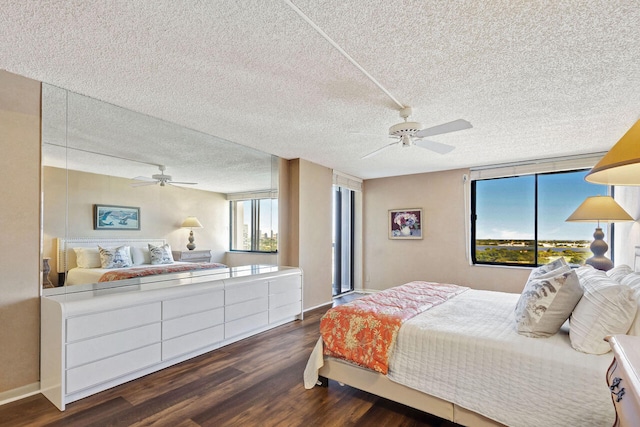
[[0, 301, 460, 427]]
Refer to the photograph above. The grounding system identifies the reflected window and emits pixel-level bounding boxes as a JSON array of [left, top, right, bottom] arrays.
[[230, 198, 278, 252]]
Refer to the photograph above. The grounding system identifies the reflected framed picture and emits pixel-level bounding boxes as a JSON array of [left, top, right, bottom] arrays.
[[389, 208, 422, 240], [94, 204, 140, 230]]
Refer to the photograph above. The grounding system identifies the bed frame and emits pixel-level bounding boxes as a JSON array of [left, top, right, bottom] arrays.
[[318, 358, 505, 427], [55, 237, 167, 284]]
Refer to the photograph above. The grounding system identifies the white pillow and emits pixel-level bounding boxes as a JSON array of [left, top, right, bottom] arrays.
[[73, 247, 101, 269], [570, 271, 637, 354], [148, 243, 173, 265], [621, 273, 640, 335], [515, 261, 582, 338], [130, 246, 151, 265], [98, 245, 133, 269], [607, 264, 634, 283]]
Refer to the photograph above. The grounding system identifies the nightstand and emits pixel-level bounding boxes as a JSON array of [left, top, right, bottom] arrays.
[[172, 249, 211, 263], [606, 335, 640, 427]]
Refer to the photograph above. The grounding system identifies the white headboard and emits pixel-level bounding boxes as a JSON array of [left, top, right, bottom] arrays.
[[56, 238, 167, 272], [635, 246, 640, 273]]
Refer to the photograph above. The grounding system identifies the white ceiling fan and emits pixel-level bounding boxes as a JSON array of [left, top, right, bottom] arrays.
[[361, 107, 472, 159], [131, 165, 197, 187]]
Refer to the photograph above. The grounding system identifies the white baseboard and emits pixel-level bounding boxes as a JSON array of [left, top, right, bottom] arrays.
[[0, 382, 40, 406]]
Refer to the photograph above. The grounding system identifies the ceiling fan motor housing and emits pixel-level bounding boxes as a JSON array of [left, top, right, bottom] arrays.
[[389, 121, 422, 137]]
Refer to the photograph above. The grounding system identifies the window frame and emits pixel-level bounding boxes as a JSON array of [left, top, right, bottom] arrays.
[[229, 198, 278, 254], [471, 168, 612, 267]]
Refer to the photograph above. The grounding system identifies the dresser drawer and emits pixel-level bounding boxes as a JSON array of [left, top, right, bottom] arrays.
[[269, 288, 301, 309], [66, 343, 161, 394], [269, 275, 301, 295], [225, 297, 268, 322], [163, 290, 224, 320], [225, 311, 268, 339], [226, 281, 268, 305], [269, 301, 301, 324], [66, 302, 161, 342], [163, 307, 224, 340], [162, 324, 224, 360], [66, 323, 161, 368]]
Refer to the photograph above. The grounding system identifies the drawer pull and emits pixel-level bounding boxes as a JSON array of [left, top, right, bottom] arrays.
[[610, 376, 622, 391], [612, 387, 625, 402]]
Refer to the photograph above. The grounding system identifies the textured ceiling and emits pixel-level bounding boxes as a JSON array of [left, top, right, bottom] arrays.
[[1, 1, 639, 184]]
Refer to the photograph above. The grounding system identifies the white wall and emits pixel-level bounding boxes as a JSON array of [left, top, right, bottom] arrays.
[[615, 186, 640, 268]]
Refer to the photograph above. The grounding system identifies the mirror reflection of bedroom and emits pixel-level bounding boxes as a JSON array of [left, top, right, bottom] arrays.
[[41, 84, 279, 291]]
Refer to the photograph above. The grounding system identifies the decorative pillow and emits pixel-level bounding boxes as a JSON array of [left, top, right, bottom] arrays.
[[515, 260, 582, 338], [98, 245, 132, 269], [570, 271, 637, 354], [130, 246, 151, 265], [607, 264, 634, 283], [528, 257, 568, 279], [621, 273, 640, 335], [148, 243, 173, 265], [73, 247, 102, 269]]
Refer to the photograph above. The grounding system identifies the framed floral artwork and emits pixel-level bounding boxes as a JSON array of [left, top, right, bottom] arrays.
[[389, 208, 423, 240]]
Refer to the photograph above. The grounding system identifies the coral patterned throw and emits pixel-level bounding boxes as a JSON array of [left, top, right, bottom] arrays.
[[320, 281, 468, 374]]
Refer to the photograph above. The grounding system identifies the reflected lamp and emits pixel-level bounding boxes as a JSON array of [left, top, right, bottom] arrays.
[[180, 216, 203, 250], [566, 196, 634, 271], [585, 119, 640, 185]]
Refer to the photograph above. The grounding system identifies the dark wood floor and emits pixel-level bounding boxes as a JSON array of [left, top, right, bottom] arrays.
[[0, 300, 459, 427]]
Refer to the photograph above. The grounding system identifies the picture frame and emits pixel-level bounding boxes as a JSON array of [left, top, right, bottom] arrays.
[[389, 208, 423, 240], [94, 204, 140, 230]]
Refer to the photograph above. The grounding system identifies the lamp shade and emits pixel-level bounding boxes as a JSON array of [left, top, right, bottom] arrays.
[[565, 196, 634, 222], [585, 119, 640, 185], [180, 216, 203, 228]]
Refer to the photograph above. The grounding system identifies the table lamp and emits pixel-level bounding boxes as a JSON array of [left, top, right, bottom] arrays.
[[585, 119, 640, 185], [181, 216, 203, 250], [566, 196, 634, 270]]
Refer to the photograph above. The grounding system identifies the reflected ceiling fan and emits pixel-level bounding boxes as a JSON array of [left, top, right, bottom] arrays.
[[361, 107, 472, 159], [131, 165, 197, 187]]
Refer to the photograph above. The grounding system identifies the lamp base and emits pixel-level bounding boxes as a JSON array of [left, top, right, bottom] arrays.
[[186, 230, 196, 251], [585, 227, 613, 271]]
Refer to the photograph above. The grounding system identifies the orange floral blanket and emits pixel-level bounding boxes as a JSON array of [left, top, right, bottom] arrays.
[[98, 262, 227, 282], [320, 281, 468, 374]]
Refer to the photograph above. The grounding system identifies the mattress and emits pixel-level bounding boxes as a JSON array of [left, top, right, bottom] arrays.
[[387, 289, 615, 427], [65, 261, 197, 285]]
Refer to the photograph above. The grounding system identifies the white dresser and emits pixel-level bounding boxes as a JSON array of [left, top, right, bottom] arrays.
[[41, 265, 302, 410]]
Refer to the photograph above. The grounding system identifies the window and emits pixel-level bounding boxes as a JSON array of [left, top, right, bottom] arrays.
[[332, 186, 355, 296], [472, 169, 609, 266], [230, 198, 278, 252]]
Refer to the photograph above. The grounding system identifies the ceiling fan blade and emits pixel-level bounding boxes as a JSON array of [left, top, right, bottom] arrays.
[[132, 176, 155, 182], [170, 181, 197, 185], [361, 141, 398, 159], [413, 139, 456, 154], [413, 139, 455, 154], [130, 181, 158, 187], [414, 119, 472, 138]]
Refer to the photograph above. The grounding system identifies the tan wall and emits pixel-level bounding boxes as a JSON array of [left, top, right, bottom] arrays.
[[363, 169, 531, 294], [0, 70, 41, 395], [288, 159, 333, 309], [43, 166, 230, 282]]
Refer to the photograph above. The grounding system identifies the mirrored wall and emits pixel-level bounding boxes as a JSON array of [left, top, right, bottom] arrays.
[[42, 84, 279, 293]]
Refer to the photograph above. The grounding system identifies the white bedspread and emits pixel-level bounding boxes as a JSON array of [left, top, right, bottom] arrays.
[[65, 261, 195, 285], [387, 289, 615, 427]]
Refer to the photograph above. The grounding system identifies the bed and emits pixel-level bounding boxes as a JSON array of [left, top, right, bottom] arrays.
[[56, 237, 227, 286], [304, 254, 640, 427]]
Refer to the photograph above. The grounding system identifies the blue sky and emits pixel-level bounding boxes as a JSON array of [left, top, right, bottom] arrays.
[[475, 170, 608, 240]]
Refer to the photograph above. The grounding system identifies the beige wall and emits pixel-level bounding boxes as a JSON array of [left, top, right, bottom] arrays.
[[288, 159, 334, 309], [363, 169, 531, 294], [0, 70, 41, 396], [43, 166, 232, 282]]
